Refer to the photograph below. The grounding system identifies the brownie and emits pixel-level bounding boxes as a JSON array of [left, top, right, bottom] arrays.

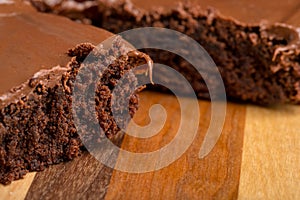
[[0, 1, 151, 184], [29, 0, 300, 104]]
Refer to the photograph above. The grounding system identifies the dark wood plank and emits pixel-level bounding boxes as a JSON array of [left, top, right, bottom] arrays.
[[105, 92, 246, 199], [25, 152, 115, 200]]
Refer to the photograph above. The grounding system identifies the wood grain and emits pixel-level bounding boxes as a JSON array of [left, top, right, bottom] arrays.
[[25, 148, 121, 200], [0, 172, 36, 200], [105, 91, 246, 200], [238, 105, 300, 200]]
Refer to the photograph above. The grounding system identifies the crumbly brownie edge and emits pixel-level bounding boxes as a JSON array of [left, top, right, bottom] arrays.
[[0, 39, 148, 185], [29, 0, 300, 104]]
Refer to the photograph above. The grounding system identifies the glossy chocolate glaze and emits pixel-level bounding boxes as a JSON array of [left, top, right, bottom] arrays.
[[0, 0, 112, 95]]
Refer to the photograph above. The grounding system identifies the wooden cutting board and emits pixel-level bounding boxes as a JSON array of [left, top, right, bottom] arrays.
[[0, 91, 299, 200], [1, 0, 300, 199]]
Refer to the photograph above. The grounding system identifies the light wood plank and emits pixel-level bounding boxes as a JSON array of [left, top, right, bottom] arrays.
[[0, 172, 36, 200], [238, 105, 300, 200]]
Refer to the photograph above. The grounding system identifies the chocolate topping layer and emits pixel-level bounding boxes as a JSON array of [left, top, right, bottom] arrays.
[[0, 39, 150, 185], [0, 0, 112, 95], [0, 1, 152, 184]]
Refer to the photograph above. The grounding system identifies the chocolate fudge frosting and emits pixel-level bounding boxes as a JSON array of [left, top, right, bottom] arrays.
[[0, 0, 113, 95], [29, 0, 300, 104], [0, 1, 151, 184]]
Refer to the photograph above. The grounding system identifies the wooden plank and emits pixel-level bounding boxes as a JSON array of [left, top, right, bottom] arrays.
[[238, 105, 300, 200], [25, 152, 116, 200], [0, 172, 36, 200], [105, 91, 246, 199]]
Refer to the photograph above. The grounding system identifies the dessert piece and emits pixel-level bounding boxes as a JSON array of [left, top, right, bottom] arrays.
[[30, 0, 300, 104], [0, 1, 150, 184]]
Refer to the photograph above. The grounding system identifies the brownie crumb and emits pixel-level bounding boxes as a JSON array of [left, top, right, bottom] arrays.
[[0, 38, 150, 185], [29, 0, 300, 104]]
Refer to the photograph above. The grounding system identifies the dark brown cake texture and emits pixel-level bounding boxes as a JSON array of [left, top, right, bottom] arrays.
[[0, 40, 152, 185], [30, 0, 300, 104], [0, 1, 152, 185]]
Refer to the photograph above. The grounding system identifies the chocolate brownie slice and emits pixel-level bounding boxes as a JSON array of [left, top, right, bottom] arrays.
[[0, 1, 151, 184], [29, 0, 300, 104]]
